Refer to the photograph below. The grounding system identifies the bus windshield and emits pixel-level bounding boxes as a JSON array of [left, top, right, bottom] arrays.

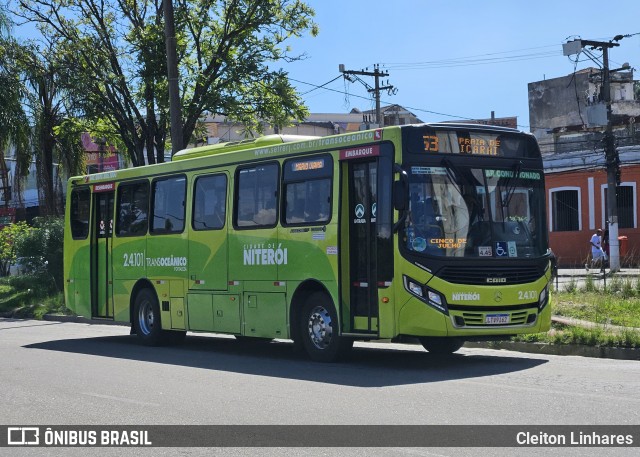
[[404, 164, 546, 259]]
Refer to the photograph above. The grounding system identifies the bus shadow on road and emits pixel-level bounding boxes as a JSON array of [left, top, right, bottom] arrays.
[[26, 333, 547, 387]]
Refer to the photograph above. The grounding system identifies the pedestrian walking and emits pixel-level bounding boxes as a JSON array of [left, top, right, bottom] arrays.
[[586, 228, 606, 272]]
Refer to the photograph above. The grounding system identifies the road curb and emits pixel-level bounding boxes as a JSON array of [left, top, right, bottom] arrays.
[[465, 341, 640, 361]]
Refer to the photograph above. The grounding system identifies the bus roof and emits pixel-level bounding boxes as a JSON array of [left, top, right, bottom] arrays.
[[172, 134, 321, 161]]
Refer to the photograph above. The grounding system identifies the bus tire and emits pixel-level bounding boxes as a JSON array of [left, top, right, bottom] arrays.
[[299, 292, 352, 362], [419, 337, 464, 355], [133, 288, 165, 346]]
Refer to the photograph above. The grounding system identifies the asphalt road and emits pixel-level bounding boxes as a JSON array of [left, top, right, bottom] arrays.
[[1, 318, 639, 457]]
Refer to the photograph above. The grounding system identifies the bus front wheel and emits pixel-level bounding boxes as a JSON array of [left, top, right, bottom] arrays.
[[299, 292, 352, 362], [133, 288, 164, 346], [419, 337, 465, 355]]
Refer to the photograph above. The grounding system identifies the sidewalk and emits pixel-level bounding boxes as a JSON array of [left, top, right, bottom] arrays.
[[557, 266, 640, 278]]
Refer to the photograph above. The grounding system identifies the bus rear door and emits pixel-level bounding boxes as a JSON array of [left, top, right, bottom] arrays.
[[91, 186, 114, 319]]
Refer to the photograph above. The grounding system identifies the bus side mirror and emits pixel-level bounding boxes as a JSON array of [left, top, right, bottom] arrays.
[[393, 180, 408, 211]]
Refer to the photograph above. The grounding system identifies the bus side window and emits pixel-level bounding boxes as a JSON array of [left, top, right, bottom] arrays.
[[284, 179, 331, 225], [282, 155, 333, 226], [116, 182, 149, 236], [192, 174, 227, 230], [70, 188, 90, 239], [151, 176, 186, 234], [235, 164, 278, 228]]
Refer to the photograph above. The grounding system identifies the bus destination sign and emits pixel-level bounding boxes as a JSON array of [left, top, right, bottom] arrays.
[[423, 134, 500, 156], [292, 159, 325, 172], [403, 126, 539, 159]]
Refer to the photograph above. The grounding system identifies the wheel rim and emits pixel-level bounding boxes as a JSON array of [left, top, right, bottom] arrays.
[[138, 299, 155, 336], [307, 305, 333, 350]]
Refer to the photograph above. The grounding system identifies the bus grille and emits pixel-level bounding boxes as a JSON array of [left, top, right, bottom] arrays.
[[437, 266, 543, 285], [460, 310, 529, 327]]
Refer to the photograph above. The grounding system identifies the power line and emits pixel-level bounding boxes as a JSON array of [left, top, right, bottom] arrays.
[[384, 51, 559, 70], [382, 43, 561, 67], [299, 75, 342, 95], [289, 76, 534, 128]]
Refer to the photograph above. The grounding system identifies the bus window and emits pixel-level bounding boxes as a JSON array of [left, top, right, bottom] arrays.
[[282, 155, 333, 226], [284, 180, 331, 225], [193, 174, 227, 230], [116, 181, 149, 236], [70, 188, 90, 239], [235, 164, 278, 228], [151, 176, 186, 234]]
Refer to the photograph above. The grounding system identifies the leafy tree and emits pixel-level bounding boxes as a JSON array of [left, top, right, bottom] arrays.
[[0, 221, 32, 276], [16, 0, 317, 166], [0, 6, 9, 33]]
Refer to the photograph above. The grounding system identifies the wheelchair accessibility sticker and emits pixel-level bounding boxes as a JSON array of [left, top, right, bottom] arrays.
[[495, 241, 509, 257]]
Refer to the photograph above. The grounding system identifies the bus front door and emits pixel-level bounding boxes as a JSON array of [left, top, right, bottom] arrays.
[[91, 191, 114, 319], [342, 147, 393, 336], [345, 160, 380, 335]]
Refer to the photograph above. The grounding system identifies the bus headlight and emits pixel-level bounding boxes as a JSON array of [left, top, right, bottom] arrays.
[[403, 275, 448, 314], [404, 276, 425, 300], [539, 286, 549, 310], [428, 290, 443, 307]]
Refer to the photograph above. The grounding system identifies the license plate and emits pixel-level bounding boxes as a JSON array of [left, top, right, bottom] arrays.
[[485, 313, 509, 324]]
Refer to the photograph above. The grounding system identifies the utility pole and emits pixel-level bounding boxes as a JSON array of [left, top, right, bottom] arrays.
[[339, 64, 396, 126], [164, 0, 184, 157], [563, 37, 622, 272]]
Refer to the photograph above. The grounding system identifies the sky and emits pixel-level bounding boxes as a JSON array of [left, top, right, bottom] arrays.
[[279, 0, 640, 131], [7, 0, 639, 132]]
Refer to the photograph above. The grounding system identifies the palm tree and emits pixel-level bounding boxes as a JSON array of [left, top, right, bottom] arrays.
[[0, 9, 31, 208]]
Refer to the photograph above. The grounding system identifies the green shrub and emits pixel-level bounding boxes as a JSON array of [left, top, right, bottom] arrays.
[[0, 222, 32, 276], [14, 217, 64, 292]]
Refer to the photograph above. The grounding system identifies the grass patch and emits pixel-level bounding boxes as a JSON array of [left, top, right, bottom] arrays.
[[514, 278, 640, 348], [513, 322, 640, 348], [553, 287, 640, 328], [0, 275, 68, 319]]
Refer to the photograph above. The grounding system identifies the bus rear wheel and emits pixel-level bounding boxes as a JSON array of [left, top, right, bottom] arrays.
[[419, 337, 464, 355], [299, 292, 352, 362], [133, 288, 165, 346]]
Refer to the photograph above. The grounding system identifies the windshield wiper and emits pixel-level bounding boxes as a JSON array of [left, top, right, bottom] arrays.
[[442, 158, 462, 186]]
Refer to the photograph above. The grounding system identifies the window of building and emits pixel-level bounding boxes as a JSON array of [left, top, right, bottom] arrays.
[[70, 188, 90, 239], [282, 155, 333, 226], [551, 188, 580, 231], [193, 174, 227, 230], [234, 163, 279, 228], [604, 184, 636, 229], [151, 176, 186, 234], [116, 181, 149, 236]]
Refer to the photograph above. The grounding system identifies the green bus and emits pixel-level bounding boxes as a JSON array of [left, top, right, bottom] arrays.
[[64, 123, 552, 362]]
